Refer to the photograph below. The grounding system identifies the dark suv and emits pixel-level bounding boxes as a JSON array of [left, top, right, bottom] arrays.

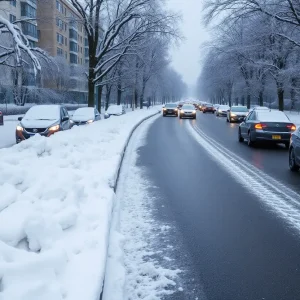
[[163, 103, 178, 116], [16, 105, 71, 143]]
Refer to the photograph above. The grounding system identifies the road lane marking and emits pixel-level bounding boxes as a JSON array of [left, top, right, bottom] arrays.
[[186, 121, 300, 234]]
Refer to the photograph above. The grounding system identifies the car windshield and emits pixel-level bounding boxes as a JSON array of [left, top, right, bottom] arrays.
[[73, 107, 94, 119], [257, 111, 290, 122], [23, 105, 60, 120], [165, 104, 177, 108], [182, 105, 194, 110], [231, 106, 248, 112]]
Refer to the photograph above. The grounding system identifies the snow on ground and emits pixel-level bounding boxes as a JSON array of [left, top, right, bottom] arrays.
[[0, 107, 160, 300], [103, 115, 181, 300]]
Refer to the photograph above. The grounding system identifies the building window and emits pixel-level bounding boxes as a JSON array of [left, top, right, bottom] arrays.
[[56, 18, 64, 30], [64, 7, 67, 15], [69, 28, 78, 41], [57, 47, 64, 56], [65, 23, 67, 31], [85, 38, 88, 47], [70, 41, 78, 52], [85, 47, 89, 57], [70, 53, 78, 64], [65, 37, 67, 45], [22, 22, 38, 39], [9, 14, 16, 23], [21, 2, 37, 18], [56, 1, 63, 13], [56, 33, 64, 44], [10, 0, 16, 7]]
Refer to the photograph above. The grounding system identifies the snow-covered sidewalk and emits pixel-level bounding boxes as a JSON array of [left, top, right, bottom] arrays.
[[0, 107, 159, 300]]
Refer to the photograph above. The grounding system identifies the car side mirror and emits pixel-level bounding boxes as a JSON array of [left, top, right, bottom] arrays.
[[62, 116, 69, 122], [18, 117, 23, 121]]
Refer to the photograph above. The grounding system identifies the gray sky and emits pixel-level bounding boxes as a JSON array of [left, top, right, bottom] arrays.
[[167, 0, 210, 87]]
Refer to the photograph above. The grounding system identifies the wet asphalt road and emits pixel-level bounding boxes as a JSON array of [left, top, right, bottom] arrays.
[[137, 111, 300, 300]]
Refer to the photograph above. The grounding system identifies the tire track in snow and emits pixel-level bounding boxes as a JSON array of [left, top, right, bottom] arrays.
[[187, 121, 300, 235]]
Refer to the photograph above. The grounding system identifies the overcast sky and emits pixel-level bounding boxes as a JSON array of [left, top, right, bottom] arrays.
[[167, 0, 210, 88]]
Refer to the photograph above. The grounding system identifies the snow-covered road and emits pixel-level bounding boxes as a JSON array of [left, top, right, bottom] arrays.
[[0, 107, 160, 300]]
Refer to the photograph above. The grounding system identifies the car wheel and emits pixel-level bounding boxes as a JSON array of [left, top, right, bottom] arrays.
[[247, 131, 254, 147], [289, 148, 299, 171], [238, 129, 244, 142]]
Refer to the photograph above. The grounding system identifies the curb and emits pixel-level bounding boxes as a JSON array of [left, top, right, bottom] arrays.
[[99, 110, 160, 300]]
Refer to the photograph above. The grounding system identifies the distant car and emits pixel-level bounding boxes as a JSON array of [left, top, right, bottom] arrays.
[[216, 105, 230, 117], [16, 105, 71, 143], [72, 107, 101, 125], [179, 104, 197, 119], [213, 104, 219, 112], [199, 103, 206, 111], [202, 104, 214, 113], [289, 128, 300, 171], [227, 106, 248, 123], [163, 103, 178, 117], [104, 105, 126, 119], [238, 110, 296, 148]]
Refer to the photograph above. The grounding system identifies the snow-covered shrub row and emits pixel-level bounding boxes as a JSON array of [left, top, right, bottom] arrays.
[[0, 108, 158, 300]]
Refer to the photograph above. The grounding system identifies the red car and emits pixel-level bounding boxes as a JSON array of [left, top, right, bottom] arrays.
[[202, 104, 214, 113]]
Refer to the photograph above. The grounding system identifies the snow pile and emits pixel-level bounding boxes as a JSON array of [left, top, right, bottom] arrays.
[[0, 107, 159, 300]]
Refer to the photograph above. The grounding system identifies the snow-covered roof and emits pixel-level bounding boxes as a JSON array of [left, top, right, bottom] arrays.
[[24, 105, 61, 120], [106, 105, 123, 114], [72, 107, 94, 120]]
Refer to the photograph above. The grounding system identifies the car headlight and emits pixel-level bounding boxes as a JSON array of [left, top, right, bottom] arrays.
[[87, 120, 94, 124], [181, 110, 185, 113], [175, 108, 178, 111], [193, 110, 196, 114], [163, 108, 166, 110], [16, 125, 23, 131], [231, 113, 237, 117], [48, 124, 60, 132]]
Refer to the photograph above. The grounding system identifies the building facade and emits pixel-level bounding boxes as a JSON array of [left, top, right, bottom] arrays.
[[36, 0, 87, 66]]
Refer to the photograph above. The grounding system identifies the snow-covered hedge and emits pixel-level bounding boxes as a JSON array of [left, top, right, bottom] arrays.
[[0, 108, 159, 300]]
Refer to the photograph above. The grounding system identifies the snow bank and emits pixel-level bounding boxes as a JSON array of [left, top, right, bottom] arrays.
[[0, 107, 159, 300]]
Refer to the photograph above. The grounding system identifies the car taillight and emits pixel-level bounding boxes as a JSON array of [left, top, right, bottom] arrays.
[[255, 123, 267, 130], [287, 124, 296, 131]]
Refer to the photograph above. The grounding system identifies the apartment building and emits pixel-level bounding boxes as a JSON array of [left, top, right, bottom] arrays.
[[0, 0, 38, 47], [37, 0, 87, 66]]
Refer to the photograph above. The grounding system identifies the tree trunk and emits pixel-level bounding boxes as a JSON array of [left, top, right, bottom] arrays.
[[134, 88, 138, 108], [247, 94, 251, 109], [105, 86, 111, 110], [97, 85, 103, 113], [277, 85, 284, 111], [88, 77, 95, 107], [241, 96, 245, 106], [291, 78, 296, 110], [258, 90, 264, 107], [117, 82, 122, 105]]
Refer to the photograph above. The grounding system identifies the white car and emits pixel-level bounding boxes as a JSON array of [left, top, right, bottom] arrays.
[[72, 107, 101, 126], [227, 106, 249, 123], [104, 105, 126, 119], [216, 105, 230, 117], [179, 104, 197, 119]]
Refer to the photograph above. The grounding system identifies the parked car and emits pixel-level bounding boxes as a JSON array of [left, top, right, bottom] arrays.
[[179, 104, 197, 119], [163, 103, 178, 117], [238, 110, 296, 148], [227, 106, 248, 122], [216, 105, 230, 117], [289, 128, 300, 171], [202, 104, 214, 113], [72, 107, 101, 125], [104, 105, 126, 119], [16, 105, 71, 143]]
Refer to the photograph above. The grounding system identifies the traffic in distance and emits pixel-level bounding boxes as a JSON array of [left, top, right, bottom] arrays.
[[162, 100, 300, 172]]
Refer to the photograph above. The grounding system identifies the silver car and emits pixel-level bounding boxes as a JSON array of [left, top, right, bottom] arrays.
[[227, 106, 248, 123], [179, 104, 197, 119]]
